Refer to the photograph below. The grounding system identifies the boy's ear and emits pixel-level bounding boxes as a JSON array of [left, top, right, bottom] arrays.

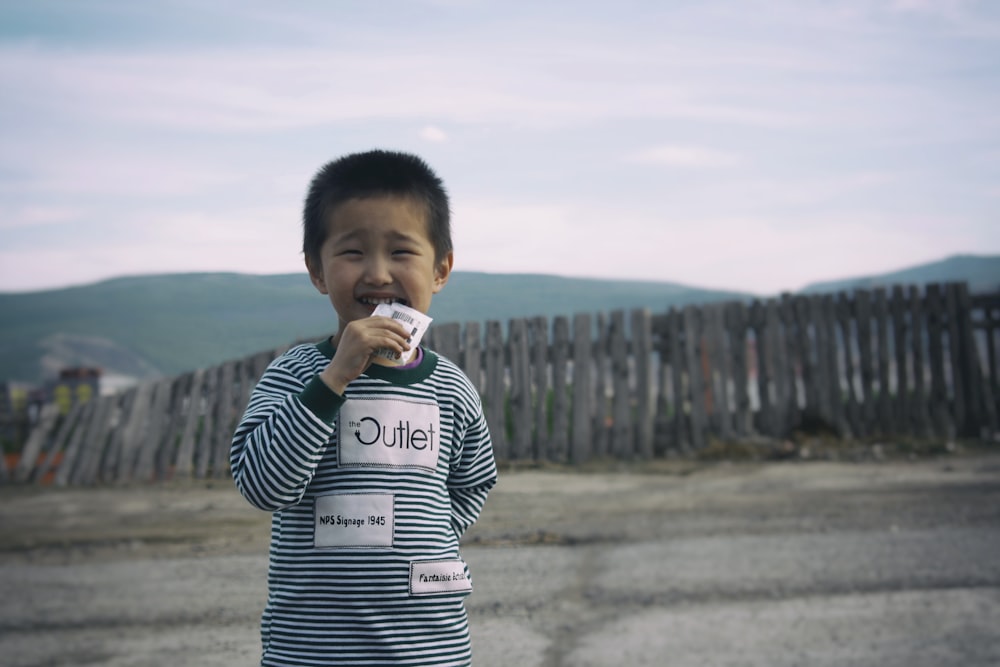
[[305, 255, 329, 295], [432, 251, 454, 294]]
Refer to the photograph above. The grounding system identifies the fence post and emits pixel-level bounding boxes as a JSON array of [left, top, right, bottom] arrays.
[[174, 368, 205, 479], [483, 321, 507, 461], [727, 302, 752, 438], [632, 308, 654, 460], [889, 286, 909, 436], [530, 316, 550, 459], [609, 310, 632, 458], [71, 394, 117, 485], [925, 284, 952, 438], [112, 381, 154, 482], [508, 319, 532, 459], [704, 304, 732, 440], [908, 286, 931, 438], [12, 403, 58, 482], [835, 293, 860, 438], [571, 313, 592, 463], [683, 305, 706, 449], [820, 294, 845, 434], [464, 322, 483, 394], [664, 308, 686, 451], [133, 378, 173, 482], [550, 316, 571, 462], [873, 288, 894, 436]]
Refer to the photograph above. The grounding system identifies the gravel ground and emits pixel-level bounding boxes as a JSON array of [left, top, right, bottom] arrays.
[[1, 450, 999, 666]]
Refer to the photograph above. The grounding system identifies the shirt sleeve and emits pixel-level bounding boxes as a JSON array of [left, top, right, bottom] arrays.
[[447, 405, 498, 538], [230, 354, 345, 512]]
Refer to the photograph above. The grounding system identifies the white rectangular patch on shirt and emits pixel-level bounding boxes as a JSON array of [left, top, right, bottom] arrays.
[[338, 398, 441, 471], [314, 493, 394, 549], [410, 559, 473, 596]]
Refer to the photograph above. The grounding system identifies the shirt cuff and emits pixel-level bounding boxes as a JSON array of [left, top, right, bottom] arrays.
[[298, 375, 346, 423]]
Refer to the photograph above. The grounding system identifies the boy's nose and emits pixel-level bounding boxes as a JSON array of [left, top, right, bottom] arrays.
[[362, 256, 392, 285]]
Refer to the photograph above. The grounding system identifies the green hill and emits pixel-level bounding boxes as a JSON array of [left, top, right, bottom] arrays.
[[1, 254, 996, 385], [0, 271, 749, 384], [798, 254, 1000, 294]]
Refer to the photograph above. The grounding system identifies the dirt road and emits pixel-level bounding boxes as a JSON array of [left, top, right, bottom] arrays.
[[1, 451, 999, 666]]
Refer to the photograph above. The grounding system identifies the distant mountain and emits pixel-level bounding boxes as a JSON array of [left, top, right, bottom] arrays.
[[2, 254, 995, 386], [0, 271, 750, 385], [798, 254, 1000, 295]]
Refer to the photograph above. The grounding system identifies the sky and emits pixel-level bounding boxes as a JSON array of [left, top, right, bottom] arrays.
[[1, 0, 998, 296]]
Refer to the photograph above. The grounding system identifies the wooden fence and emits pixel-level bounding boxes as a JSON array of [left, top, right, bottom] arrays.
[[4, 282, 998, 485]]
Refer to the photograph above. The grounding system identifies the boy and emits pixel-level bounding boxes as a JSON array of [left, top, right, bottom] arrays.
[[230, 150, 497, 666]]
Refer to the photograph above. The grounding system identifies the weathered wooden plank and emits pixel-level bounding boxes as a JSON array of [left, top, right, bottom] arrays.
[[112, 381, 155, 482], [609, 310, 632, 458], [210, 361, 238, 478], [592, 313, 611, 458], [820, 294, 845, 433], [463, 322, 482, 393], [666, 308, 686, 451], [483, 320, 507, 460], [747, 301, 766, 434], [925, 284, 951, 438], [779, 294, 801, 430], [951, 283, 981, 436], [702, 304, 732, 440], [530, 316, 550, 458], [974, 294, 999, 437], [835, 293, 861, 438], [944, 284, 966, 434], [889, 286, 911, 435], [507, 319, 532, 459], [787, 296, 811, 427], [726, 302, 752, 438], [873, 288, 894, 435], [811, 295, 832, 425], [133, 379, 173, 482], [70, 394, 117, 485], [174, 368, 206, 479], [765, 297, 789, 435], [908, 286, 930, 438], [12, 403, 59, 482], [755, 300, 778, 436], [854, 290, 876, 435], [54, 399, 96, 486], [682, 305, 706, 449], [632, 308, 654, 460], [984, 299, 1000, 400], [99, 388, 134, 482], [433, 322, 462, 366], [571, 312, 592, 463], [550, 316, 570, 462], [194, 366, 220, 478], [157, 378, 188, 480], [34, 401, 83, 483]]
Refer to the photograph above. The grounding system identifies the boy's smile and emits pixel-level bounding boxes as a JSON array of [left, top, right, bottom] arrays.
[[306, 195, 452, 335]]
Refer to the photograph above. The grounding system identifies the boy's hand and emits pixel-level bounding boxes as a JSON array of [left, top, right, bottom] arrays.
[[319, 317, 411, 395]]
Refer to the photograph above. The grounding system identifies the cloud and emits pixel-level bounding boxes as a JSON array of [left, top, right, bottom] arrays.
[[420, 126, 448, 142], [624, 145, 743, 168]]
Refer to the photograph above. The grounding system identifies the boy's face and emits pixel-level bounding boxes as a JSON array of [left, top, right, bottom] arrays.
[[306, 196, 453, 334]]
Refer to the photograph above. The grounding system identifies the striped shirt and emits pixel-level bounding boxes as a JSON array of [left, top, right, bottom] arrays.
[[231, 339, 497, 666]]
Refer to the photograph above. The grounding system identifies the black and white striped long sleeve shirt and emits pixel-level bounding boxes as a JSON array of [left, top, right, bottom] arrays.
[[231, 339, 497, 666]]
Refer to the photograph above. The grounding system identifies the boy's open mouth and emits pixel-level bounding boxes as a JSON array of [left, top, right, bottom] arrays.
[[359, 296, 409, 307]]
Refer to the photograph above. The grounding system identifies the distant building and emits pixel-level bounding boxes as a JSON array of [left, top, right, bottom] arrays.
[[49, 367, 102, 415], [0, 380, 46, 447]]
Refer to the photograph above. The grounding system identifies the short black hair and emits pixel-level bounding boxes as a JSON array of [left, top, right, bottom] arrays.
[[302, 150, 452, 267]]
